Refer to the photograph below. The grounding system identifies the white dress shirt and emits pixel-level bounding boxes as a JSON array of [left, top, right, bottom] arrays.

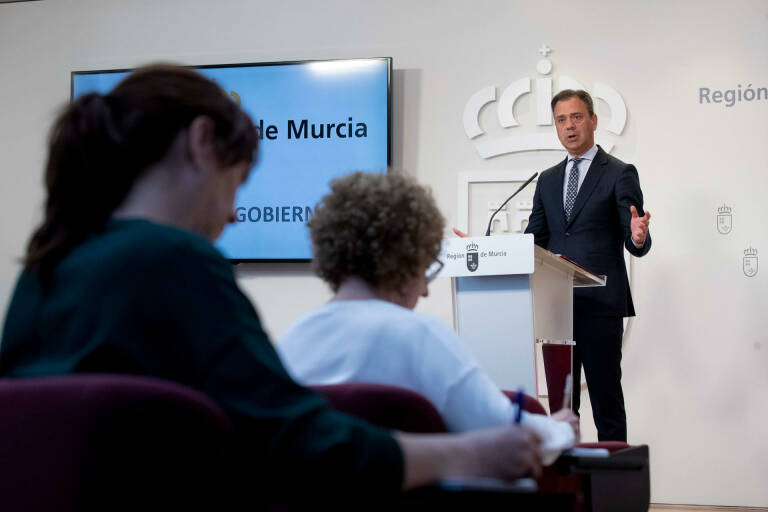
[[561, 144, 598, 205]]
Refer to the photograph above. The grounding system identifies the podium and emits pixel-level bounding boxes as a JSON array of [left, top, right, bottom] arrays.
[[437, 234, 605, 403]]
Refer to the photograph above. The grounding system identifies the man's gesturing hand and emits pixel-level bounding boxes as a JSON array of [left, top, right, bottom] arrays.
[[452, 227, 468, 238], [630, 205, 651, 246]]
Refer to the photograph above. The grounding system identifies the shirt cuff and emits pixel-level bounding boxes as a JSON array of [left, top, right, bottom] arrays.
[[631, 236, 645, 249]]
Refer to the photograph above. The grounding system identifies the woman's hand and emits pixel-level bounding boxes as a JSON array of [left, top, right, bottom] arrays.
[[551, 408, 580, 442]]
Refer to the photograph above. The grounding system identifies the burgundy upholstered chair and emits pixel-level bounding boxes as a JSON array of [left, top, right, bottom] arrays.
[[502, 389, 549, 416], [311, 382, 447, 433], [0, 374, 233, 512], [314, 384, 548, 434]]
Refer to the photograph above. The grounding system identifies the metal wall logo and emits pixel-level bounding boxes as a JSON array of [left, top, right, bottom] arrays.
[[717, 205, 732, 234], [466, 242, 479, 272], [463, 45, 627, 159], [743, 247, 758, 277]]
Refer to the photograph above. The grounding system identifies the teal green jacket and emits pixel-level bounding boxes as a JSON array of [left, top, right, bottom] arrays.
[[0, 219, 402, 497]]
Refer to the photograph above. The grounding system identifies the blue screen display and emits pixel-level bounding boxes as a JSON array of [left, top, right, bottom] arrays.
[[72, 58, 391, 260]]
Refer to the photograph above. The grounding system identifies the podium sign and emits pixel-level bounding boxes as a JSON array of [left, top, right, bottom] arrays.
[[438, 235, 534, 277]]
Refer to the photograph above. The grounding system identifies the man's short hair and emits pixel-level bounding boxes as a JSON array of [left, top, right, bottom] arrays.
[[551, 89, 595, 116], [309, 171, 445, 293]]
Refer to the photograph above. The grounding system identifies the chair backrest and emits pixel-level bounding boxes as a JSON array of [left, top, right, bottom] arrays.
[[312, 382, 448, 433], [502, 389, 548, 416], [0, 374, 233, 512]]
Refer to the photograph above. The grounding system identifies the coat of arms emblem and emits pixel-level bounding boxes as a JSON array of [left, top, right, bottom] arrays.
[[717, 205, 732, 235], [743, 247, 758, 277], [466, 242, 479, 272]]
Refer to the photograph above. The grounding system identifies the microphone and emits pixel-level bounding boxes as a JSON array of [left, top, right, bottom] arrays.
[[484, 172, 538, 236]]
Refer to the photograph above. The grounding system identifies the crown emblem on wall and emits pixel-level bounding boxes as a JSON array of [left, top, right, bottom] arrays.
[[466, 242, 479, 252], [716, 204, 733, 235], [743, 246, 758, 277], [463, 45, 627, 159]]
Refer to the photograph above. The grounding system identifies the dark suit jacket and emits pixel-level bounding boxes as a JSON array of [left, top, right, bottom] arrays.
[[525, 146, 651, 317]]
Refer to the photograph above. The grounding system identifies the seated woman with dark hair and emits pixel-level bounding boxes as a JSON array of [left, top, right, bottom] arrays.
[[0, 64, 544, 503], [278, 171, 578, 462]]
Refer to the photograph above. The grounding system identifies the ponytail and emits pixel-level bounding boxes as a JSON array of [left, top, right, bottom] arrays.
[[26, 93, 130, 274]]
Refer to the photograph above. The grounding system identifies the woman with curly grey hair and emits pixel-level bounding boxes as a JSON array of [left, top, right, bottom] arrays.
[[309, 170, 444, 307], [279, 171, 578, 459]]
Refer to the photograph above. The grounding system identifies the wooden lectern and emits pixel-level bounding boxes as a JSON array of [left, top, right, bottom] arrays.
[[437, 234, 605, 405]]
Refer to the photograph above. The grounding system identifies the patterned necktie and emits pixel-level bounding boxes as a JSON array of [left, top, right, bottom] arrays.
[[564, 158, 581, 221]]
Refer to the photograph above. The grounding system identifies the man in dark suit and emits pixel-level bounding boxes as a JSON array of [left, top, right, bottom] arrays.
[[524, 89, 651, 441]]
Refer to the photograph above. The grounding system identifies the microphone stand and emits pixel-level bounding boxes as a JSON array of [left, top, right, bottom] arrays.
[[484, 172, 538, 236]]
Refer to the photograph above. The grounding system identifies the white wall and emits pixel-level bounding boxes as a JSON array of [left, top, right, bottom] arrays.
[[1, 0, 766, 506]]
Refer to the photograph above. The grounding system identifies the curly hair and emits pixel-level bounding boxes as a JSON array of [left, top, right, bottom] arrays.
[[309, 171, 445, 293]]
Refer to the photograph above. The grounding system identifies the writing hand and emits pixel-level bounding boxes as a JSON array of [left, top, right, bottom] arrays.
[[551, 408, 581, 443]]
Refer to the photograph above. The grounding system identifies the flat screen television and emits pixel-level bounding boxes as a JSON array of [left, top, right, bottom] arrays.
[[71, 57, 392, 261]]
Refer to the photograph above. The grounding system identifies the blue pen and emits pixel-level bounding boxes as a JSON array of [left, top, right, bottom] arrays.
[[514, 387, 524, 424]]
